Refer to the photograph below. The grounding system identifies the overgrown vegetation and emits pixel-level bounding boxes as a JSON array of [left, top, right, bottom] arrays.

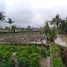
[[44, 21, 57, 43], [0, 44, 46, 67], [50, 14, 67, 34], [51, 44, 64, 67], [0, 44, 64, 67]]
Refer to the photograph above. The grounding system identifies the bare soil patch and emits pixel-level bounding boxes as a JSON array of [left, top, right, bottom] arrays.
[[60, 34, 67, 44]]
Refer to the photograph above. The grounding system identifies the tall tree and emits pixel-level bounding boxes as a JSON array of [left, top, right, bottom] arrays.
[[7, 18, 14, 31], [59, 18, 67, 33], [51, 14, 61, 28], [44, 21, 50, 44], [0, 11, 5, 28]]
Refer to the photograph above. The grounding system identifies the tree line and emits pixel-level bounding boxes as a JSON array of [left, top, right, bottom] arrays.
[[50, 14, 67, 33], [0, 11, 67, 33], [0, 11, 16, 32]]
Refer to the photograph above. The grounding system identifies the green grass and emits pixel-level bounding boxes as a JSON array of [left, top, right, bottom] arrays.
[[53, 57, 64, 67], [51, 43, 64, 67]]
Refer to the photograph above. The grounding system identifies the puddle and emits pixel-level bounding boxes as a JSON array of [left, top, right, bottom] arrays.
[[55, 36, 67, 47]]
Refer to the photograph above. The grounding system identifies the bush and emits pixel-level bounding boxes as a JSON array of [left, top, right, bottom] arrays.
[[0, 44, 46, 67]]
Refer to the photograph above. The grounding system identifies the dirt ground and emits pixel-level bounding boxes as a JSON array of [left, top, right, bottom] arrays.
[[0, 32, 45, 44], [60, 34, 67, 44]]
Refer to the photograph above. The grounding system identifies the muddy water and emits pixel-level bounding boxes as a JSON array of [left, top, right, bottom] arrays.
[[55, 36, 67, 47]]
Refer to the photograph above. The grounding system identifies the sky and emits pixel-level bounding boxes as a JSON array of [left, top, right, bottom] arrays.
[[0, 0, 67, 27]]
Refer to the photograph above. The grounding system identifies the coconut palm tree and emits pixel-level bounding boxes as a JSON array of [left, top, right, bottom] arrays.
[[0, 11, 5, 28], [51, 14, 61, 28], [7, 18, 14, 31]]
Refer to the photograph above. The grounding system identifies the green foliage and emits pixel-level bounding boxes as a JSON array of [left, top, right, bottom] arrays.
[[44, 21, 50, 43], [50, 44, 64, 67], [0, 44, 46, 67], [53, 57, 64, 67], [29, 53, 41, 67], [50, 44, 60, 55], [0, 11, 5, 21], [0, 11, 5, 29], [44, 21, 57, 42], [59, 19, 67, 33], [48, 27, 57, 42], [51, 14, 61, 28], [50, 14, 67, 34], [44, 21, 50, 36]]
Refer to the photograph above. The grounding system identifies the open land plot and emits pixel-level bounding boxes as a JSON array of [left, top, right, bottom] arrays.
[[0, 32, 45, 44]]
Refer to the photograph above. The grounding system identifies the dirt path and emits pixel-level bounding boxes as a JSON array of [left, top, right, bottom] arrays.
[[40, 57, 51, 67]]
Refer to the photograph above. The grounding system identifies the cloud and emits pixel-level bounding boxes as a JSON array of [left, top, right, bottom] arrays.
[[0, 0, 6, 11], [6, 3, 35, 27], [4, 0, 67, 27], [6, 0, 42, 27], [38, 6, 67, 21]]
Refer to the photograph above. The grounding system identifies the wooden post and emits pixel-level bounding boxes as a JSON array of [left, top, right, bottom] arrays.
[[12, 52, 19, 67]]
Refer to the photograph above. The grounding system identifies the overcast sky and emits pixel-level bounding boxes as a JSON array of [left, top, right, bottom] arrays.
[[0, 0, 67, 27]]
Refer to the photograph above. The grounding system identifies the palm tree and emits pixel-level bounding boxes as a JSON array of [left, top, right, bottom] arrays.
[[0, 11, 5, 28], [44, 21, 57, 67], [7, 18, 14, 31], [51, 14, 61, 28]]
